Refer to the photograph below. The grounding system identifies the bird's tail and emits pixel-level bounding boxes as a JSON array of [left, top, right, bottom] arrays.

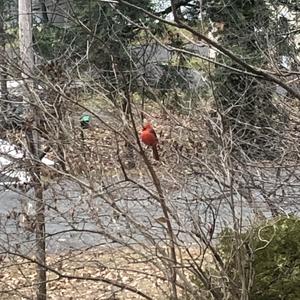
[[152, 145, 159, 161]]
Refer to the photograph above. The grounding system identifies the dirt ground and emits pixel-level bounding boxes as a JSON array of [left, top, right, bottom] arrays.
[[0, 246, 210, 299]]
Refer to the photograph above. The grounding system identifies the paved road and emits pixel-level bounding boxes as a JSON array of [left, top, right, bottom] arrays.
[[0, 172, 299, 255]]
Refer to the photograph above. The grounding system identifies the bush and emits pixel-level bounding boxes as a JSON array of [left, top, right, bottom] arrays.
[[219, 216, 300, 300]]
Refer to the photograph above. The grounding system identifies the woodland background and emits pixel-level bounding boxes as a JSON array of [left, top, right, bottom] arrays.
[[0, 1, 300, 299]]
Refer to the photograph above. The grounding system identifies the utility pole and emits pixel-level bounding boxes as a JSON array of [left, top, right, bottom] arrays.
[[18, 0, 46, 299]]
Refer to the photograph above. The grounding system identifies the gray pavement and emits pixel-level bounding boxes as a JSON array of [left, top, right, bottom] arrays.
[[0, 172, 299, 255]]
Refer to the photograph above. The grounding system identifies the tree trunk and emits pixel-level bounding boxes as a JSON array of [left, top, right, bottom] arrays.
[[19, 0, 47, 299], [39, 0, 49, 24], [0, 1, 8, 102], [34, 148, 46, 300]]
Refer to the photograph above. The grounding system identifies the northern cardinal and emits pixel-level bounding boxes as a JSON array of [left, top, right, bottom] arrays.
[[140, 123, 159, 161]]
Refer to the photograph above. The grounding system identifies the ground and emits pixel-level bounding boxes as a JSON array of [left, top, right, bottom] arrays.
[[0, 246, 212, 299], [2, 96, 299, 299]]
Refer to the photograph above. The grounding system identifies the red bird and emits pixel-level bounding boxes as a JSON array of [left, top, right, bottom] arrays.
[[140, 123, 159, 161]]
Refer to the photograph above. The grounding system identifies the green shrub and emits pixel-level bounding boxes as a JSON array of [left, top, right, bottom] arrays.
[[219, 216, 300, 300]]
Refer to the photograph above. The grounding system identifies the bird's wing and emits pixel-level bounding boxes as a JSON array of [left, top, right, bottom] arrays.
[[149, 128, 158, 138]]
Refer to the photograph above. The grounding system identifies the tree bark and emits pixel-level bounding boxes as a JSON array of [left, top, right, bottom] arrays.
[[19, 0, 46, 299], [0, 1, 8, 102], [39, 0, 49, 24]]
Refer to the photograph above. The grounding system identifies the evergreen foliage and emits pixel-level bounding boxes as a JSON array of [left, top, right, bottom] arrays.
[[219, 217, 300, 300], [206, 0, 290, 159]]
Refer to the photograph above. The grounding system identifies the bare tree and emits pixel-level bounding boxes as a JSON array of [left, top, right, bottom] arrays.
[[0, 0, 8, 103], [0, 1, 299, 299], [19, 0, 46, 299]]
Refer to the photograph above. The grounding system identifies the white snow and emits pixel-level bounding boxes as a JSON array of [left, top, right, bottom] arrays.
[[7, 80, 21, 89], [0, 139, 55, 187], [0, 139, 24, 159], [41, 157, 55, 166]]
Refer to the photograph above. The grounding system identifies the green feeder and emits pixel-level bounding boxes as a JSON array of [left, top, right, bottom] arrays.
[[80, 114, 91, 129]]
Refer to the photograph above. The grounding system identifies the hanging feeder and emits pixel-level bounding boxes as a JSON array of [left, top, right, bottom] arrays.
[[80, 114, 91, 129]]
